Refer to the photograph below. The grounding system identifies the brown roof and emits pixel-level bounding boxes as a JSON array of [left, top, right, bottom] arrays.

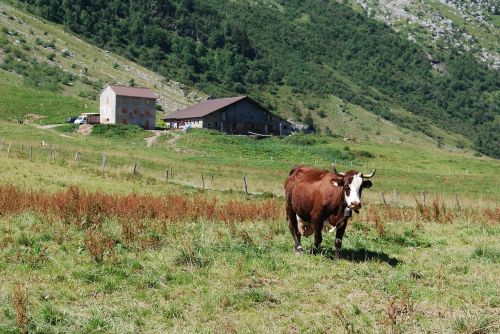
[[108, 85, 157, 99], [163, 96, 247, 120]]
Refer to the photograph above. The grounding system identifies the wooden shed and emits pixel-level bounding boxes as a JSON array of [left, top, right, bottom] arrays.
[[163, 96, 291, 136]]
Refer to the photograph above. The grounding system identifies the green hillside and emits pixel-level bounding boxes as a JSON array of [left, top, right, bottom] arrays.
[[0, 1, 465, 150], [0, 1, 205, 118], [11, 0, 500, 157]]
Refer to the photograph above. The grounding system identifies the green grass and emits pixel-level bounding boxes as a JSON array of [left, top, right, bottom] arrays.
[[0, 211, 498, 333], [0, 69, 96, 124], [91, 124, 151, 141], [0, 2, 201, 115], [0, 122, 499, 205]]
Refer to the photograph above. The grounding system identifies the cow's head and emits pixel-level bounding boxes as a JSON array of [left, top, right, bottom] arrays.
[[332, 164, 375, 213]]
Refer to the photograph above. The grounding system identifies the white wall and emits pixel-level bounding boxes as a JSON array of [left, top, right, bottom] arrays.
[[99, 86, 116, 124]]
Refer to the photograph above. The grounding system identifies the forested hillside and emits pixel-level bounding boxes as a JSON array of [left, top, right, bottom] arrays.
[[14, 0, 500, 157]]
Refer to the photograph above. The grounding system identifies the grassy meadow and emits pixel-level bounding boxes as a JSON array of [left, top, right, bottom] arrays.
[[0, 119, 498, 206], [1, 117, 499, 332], [0, 186, 498, 333]]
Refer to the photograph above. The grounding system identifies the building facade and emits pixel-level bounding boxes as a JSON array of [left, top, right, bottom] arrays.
[[163, 96, 291, 136], [99, 85, 157, 130]]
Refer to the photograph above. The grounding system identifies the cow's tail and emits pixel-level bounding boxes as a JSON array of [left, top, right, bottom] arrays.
[[288, 165, 300, 176]]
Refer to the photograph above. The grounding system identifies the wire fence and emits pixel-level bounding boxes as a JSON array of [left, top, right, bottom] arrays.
[[0, 138, 498, 208]]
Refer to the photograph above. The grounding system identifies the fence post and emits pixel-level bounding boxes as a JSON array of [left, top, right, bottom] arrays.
[[7, 142, 12, 158], [455, 194, 461, 210], [21, 144, 24, 155], [165, 169, 169, 181], [133, 162, 138, 175], [170, 167, 173, 179], [380, 192, 387, 205], [201, 174, 205, 190], [422, 191, 426, 206], [29, 146, 32, 162], [243, 176, 248, 195], [101, 156, 107, 172], [393, 189, 397, 203]]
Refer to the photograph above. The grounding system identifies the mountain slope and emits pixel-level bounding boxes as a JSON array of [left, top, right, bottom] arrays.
[[0, 1, 205, 118], [0, 1, 454, 153], [351, 0, 499, 68], [12, 0, 499, 157]]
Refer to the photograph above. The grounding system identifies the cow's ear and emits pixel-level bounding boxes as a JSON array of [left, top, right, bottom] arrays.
[[362, 180, 372, 189], [331, 177, 344, 187]]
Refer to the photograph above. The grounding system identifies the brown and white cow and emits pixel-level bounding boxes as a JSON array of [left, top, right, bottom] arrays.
[[284, 164, 375, 257]]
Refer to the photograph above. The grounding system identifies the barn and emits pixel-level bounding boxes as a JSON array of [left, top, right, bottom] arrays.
[[163, 96, 292, 136], [99, 84, 158, 130]]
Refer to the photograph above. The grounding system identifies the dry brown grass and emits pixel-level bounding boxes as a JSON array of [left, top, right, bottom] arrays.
[[13, 283, 28, 334], [85, 227, 115, 263], [0, 185, 282, 224]]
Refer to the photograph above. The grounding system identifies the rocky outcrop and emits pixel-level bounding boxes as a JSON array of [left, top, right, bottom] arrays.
[[355, 0, 499, 69]]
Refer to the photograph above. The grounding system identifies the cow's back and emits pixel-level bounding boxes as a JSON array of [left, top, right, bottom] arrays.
[[285, 166, 328, 217]]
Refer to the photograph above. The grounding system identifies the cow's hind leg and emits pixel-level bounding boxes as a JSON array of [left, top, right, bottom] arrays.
[[287, 208, 303, 254], [312, 220, 323, 255], [334, 219, 348, 259]]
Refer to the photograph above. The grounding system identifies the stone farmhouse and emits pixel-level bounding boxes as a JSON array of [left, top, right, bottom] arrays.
[[163, 96, 291, 136], [99, 85, 157, 130]]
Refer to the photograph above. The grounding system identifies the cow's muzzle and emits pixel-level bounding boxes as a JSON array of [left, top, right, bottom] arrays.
[[349, 201, 361, 213]]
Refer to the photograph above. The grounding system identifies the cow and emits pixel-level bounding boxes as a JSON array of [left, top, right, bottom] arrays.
[[285, 164, 375, 258]]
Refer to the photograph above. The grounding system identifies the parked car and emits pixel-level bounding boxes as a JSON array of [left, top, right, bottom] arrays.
[[66, 116, 78, 123], [73, 113, 100, 125], [73, 115, 87, 125]]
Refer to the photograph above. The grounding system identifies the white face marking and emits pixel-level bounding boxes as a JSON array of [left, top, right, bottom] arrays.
[[344, 173, 363, 206]]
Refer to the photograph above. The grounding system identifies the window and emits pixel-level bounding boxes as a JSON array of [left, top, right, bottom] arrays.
[[134, 109, 139, 115], [145, 110, 151, 116], [283, 125, 288, 130], [215, 122, 218, 127], [270, 125, 274, 130], [145, 99, 150, 105], [135, 99, 139, 105], [207, 122, 212, 128], [121, 108, 127, 114]]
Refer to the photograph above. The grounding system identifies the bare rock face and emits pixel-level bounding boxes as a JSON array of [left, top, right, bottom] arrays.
[[355, 0, 499, 69]]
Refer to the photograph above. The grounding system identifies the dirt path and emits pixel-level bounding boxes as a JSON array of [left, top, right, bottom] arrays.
[[166, 132, 180, 146], [145, 130, 165, 148], [30, 123, 76, 139], [32, 123, 64, 130]]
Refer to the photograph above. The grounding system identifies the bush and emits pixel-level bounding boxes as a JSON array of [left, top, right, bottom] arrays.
[[91, 124, 146, 140]]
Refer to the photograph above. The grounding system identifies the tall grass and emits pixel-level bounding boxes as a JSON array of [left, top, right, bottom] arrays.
[[0, 185, 497, 230], [0, 185, 282, 224]]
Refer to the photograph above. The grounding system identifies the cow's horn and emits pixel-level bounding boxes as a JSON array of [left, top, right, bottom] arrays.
[[363, 169, 376, 178], [332, 163, 345, 176]]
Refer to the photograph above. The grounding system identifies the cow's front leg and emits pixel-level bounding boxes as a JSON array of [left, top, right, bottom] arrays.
[[287, 211, 303, 254], [312, 220, 324, 255], [334, 218, 348, 259]]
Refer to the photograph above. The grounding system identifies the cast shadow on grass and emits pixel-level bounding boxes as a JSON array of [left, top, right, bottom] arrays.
[[322, 248, 401, 267]]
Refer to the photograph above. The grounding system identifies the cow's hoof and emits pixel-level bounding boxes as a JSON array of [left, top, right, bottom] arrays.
[[295, 246, 304, 255]]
